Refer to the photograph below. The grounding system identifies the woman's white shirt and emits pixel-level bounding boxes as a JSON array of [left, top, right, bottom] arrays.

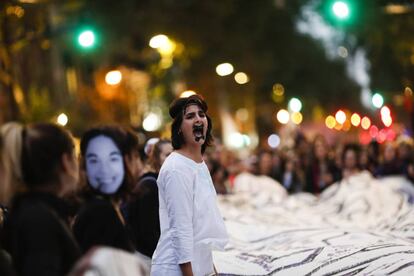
[[151, 152, 228, 276]]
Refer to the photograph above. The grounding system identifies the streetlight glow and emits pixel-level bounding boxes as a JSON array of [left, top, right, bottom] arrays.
[[234, 72, 249, 84], [216, 63, 234, 76], [57, 113, 68, 126], [149, 34, 169, 49], [143, 113, 162, 132], [149, 34, 175, 55], [180, 90, 197, 98], [335, 110, 346, 124], [105, 70, 122, 85], [276, 109, 290, 124]]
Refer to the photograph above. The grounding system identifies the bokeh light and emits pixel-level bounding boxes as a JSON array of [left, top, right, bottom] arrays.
[[342, 120, 351, 132], [105, 70, 122, 85], [372, 93, 384, 108], [380, 106, 390, 117], [382, 116, 393, 127], [268, 134, 281, 149], [361, 116, 371, 130], [369, 125, 379, 138], [332, 1, 350, 19], [337, 46, 348, 58], [276, 109, 290, 124], [78, 30, 95, 48], [228, 132, 245, 148], [180, 90, 197, 98], [288, 98, 302, 112], [149, 34, 169, 49], [350, 113, 361, 127], [377, 129, 387, 144], [216, 63, 234, 76], [291, 112, 303, 125], [143, 113, 161, 132], [235, 108, 249, 121], [325, 115, 336, 129], [335, 110, 346, 124], [234, 72, 249, 84], [57, 113, 68, 126]]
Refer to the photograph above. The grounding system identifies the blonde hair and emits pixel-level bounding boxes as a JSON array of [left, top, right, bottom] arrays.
[[0, 122, 24, 205]]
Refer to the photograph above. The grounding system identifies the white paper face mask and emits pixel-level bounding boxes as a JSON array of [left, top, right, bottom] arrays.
[[85, 135, 125, 194]]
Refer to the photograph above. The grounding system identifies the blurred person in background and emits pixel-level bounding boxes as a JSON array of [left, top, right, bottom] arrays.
[[305, 135, 340, 194], [151, 95, 228, 276], [73, 125, 138, 254], [333, 143, 344, 173], [4, 123, 81, 276], [126, 139, 172, 258], [271, 151, 284, 182], [0, 123, 24, 209], [256, 150, 273, 177], [360, 140, 380, 174], [0, 122, 24, 276], [341, 143, 361, 179], [209, 159, 229, 194], [396, 136, 414, 178], [294, 133, 312, 176], [280, 152, 304, 194], [374, 142, 403, 177], [256, 149, 283, 181]]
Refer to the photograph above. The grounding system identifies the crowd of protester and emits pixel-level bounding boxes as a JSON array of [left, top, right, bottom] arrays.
[[0, 120, 413, 275], [204, 132, 414, 196]]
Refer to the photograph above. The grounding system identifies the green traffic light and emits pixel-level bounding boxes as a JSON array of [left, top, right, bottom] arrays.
[[332, 1, 350, 20], [321, 0, 358, 27], [372, 93, 384, 108], [77, 30, 95, 48]]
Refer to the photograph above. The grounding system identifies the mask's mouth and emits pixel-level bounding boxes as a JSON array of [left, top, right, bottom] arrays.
[[96, 176, 116, 187], [193, 124, 205, 142]]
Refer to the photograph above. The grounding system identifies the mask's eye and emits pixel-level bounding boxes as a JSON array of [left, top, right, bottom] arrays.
[[86, 157, 98, 164], [110, 153, 122, 162]]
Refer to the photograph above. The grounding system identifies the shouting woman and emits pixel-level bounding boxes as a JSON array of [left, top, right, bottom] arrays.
[[151, 95, 228, 276]]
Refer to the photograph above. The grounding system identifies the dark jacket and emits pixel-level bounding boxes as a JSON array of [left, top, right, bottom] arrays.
[[126, 172, 160, 257], [4, 192, 81, 276], [305, 159, 341, 194], [73, 196, 134, 254]]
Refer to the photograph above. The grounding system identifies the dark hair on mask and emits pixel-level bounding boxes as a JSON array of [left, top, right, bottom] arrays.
[[80, 125, 137, 199], [169, 94, 213, 154]]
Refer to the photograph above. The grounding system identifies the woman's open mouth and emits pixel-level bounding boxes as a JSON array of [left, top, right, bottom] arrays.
[[193, 124, 205, 142]]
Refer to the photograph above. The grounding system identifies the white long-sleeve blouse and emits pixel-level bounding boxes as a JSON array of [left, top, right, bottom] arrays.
[[151, 152, 228, 276]]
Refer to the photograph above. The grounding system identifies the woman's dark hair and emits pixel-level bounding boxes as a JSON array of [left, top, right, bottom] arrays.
[[124, 128, 140, 159], [21, 123, 75, 189], [80, 125, 138, 199], [169, 94, 213, 154], [342, 143, 361, 167]]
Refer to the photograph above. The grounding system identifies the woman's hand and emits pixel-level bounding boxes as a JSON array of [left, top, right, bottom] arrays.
[[180, 262, 194, 276]]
